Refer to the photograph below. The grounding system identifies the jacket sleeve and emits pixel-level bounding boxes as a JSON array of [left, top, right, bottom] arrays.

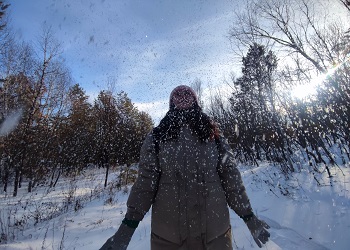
[[217, 136, 254, 218], [125, 133, 161, 221]]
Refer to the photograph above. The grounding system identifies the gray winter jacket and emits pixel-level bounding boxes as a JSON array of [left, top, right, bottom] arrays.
[[125, 126, 253, 244]]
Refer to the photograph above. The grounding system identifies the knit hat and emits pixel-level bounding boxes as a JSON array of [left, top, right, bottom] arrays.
[[169, 85, 199, 109]]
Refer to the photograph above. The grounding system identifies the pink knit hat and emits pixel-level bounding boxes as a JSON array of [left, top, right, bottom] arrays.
[[169, 85, 199, 109]]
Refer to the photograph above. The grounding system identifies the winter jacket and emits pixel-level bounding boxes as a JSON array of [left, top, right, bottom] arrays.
[[125, 125, 253, 244]]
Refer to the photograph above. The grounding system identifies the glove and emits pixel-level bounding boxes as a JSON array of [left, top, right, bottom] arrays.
[[99, 223, 136, 250], [245, 214, 270, 248]]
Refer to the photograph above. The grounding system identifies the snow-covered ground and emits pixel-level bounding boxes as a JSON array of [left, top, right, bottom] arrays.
[[1, 164, 349, 250]]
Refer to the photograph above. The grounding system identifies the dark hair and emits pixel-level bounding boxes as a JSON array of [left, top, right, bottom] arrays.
[[153, 104, 219, 143]]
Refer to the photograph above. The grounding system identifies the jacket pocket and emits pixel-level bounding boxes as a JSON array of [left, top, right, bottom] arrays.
[[205, 182, 230, 242], [152, 183, 182, 244]]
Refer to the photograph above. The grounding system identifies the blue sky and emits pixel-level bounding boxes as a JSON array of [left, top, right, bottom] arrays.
[[8, 0, 241, 123]]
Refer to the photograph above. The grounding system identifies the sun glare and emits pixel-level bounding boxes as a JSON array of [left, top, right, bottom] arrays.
[[291, 80, 319, 99], [291, 71, 328, 100], [291, 56, 349, 100]]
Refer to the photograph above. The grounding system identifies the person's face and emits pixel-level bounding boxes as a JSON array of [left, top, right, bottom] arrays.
[[172, 89, 195, 109]]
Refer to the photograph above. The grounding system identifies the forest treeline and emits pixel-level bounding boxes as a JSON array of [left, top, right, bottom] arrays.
[[206, 0, 350, 180], [1, 0, 350, 196], [0, 3, 153, 196]]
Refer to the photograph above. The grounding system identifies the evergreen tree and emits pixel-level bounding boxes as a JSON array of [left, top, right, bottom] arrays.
[[227, 43, 295, 172], [92, 90, 153, 187]]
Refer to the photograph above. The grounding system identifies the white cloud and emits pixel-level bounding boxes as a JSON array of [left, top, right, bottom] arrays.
[[134, 99, 168, 125]]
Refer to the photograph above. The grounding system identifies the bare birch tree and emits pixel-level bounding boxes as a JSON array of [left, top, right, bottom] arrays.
[[229, 0, 349, 77]]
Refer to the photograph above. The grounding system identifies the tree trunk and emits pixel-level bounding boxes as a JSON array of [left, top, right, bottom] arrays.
[[3, 176, 8, 192], [19, 171, 22, 188], [49, 167, 56, 188], [104, 163, 109, 188], [53, 169, 61, 188], [125, 164, 129, 185], [28, 180, 32, 193], [13, 168, 20, 197], [2, 167, 9, 192]]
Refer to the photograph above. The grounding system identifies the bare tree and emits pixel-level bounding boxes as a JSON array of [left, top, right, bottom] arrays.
[[229, 0, 350, 77], [190, 78, 204, 107], [3, 26, 72, 196], [92, 90, 119, 187], [0, 1, 9, 31], [52, 84, 92, 187], [228, 0, 350, 177], [339, 0, 350, 12]]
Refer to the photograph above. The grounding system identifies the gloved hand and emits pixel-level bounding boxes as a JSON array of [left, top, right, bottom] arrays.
[[245, 215, 270, 248], [99, 223, 136, 250]]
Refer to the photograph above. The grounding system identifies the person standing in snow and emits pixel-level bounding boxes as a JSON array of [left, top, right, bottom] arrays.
[[100, 85, 270, 250]]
